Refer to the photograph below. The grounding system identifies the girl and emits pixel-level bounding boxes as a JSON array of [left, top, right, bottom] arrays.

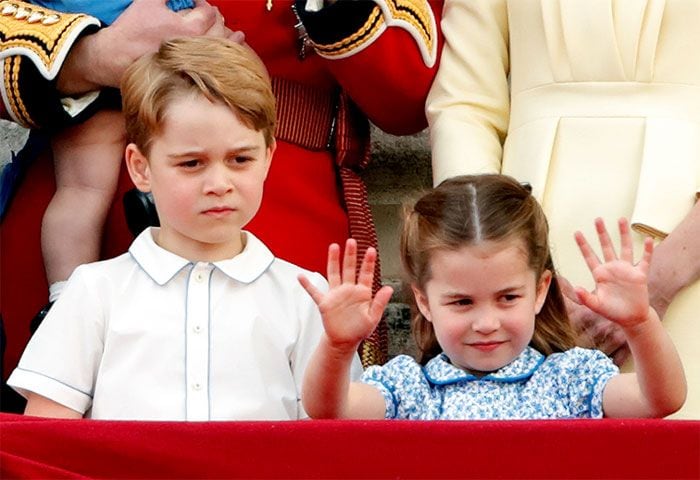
[[299, 175, 686, 419], [425, 0, 700, 419]]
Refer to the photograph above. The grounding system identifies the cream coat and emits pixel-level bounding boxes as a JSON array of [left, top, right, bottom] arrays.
[[427, 0, 699, 418]]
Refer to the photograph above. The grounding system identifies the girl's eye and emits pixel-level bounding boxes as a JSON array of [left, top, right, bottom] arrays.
[[502, 294, 520, 302], [453, 298, 473, 306]]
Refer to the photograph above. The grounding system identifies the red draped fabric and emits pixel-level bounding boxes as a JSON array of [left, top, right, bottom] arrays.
[[1, 413, 698, 479]]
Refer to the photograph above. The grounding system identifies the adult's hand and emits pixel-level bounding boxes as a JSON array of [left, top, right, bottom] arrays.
[[56, 0, 243, 95], [559, 276, 631, 366]]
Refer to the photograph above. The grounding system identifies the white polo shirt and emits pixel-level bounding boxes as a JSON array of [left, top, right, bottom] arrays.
[[9, 228, 361, 420]]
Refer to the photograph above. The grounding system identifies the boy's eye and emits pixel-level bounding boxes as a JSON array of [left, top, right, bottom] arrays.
[[502, 294, 520, 302], [229, 155, 253, 164], [179, 159, 200, 168]]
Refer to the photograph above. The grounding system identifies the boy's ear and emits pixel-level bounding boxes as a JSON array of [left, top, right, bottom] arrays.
[[125, 143, 151, 192], [262, 139, 276, 179], [411, 284, 432, 322], [535, 270, 553, 314]]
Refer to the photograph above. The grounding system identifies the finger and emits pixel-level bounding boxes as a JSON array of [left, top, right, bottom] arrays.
[[202, 7, 227, 37], [181, 1, 217, 33], [326, 243, 341, 288], [227, 30, 246, 44], [618, 218, 633, 263], [595, 326, 625, 356], [298, 274, 324, 306], [595, 217, 617, 262], [574, 286, 601, 314], [369, 286, 394, 325], [342, 239, 357, 284], [574, 230, 601, 273], [357, 247, 377, 287], [611, 345, 631, 367], [638, 237, 654, 275], [575, 328, 597, 349]]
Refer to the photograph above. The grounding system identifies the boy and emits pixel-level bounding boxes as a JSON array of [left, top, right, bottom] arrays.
[[7, 37, 361, 420]]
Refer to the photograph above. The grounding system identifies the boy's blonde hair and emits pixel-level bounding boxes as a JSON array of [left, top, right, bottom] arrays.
[[121, 37, 276, 154], [401, 174, 577, 364]]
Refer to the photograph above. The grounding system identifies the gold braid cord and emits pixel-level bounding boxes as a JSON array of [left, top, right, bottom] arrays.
[[312, 0, 437, 67], [334, 93, 387, 367], [0, 1, 99, 127]]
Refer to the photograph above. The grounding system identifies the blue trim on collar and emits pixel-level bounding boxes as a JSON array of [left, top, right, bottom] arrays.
[[425, 347, 545, 385], [128, 228, 274, 285]]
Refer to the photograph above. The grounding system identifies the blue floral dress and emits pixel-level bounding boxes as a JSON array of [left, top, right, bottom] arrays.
[[362, 347, 618, 419]]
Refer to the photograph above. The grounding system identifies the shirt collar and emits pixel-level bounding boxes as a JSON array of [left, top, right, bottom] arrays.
[[129, 228, 274, 285], [424, 347, 545, 385]]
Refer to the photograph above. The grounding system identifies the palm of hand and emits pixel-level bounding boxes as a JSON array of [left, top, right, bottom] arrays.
[[316, 283, 379, 345], [588, 260, 650, 327], [575, 218, 654, 331], [298, 240, 393, 351]]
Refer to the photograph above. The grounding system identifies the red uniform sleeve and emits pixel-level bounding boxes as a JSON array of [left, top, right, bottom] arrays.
[[296, 0, 443, 135]]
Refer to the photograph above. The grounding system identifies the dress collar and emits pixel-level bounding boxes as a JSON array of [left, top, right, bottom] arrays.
[[424, 347, 545, 385], [129, 228, 274, 285]]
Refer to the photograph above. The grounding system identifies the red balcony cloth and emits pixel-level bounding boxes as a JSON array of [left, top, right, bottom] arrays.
[[1, 413, 698, 479]]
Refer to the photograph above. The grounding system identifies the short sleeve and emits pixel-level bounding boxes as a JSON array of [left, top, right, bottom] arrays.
[[561, 348, 619, 418], [361, 355, 436, 419], [7, 265, 106, 414]]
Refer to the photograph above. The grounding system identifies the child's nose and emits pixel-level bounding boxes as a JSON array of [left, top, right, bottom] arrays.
[[204, 164, 234, 195], [471, 311, 500, 334]]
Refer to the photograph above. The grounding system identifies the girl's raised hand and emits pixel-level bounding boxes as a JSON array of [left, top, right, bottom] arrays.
[[574, 218, 653, 329], [299, 239, 394, 350]]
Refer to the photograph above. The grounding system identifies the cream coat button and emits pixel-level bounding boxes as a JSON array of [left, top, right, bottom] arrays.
[[193, 325, 202, 333], [193, 383, 202, 391]]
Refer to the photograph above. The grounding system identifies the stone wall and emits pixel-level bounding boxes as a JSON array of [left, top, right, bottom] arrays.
[[365, 126, 431, 358]]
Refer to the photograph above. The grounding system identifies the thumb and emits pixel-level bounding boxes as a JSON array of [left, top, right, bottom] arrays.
[[558, 276, 580, 304], [369, 286, 394, 324]]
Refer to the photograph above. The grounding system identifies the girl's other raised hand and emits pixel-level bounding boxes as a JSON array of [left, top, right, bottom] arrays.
[[573, 218, 654, 329]]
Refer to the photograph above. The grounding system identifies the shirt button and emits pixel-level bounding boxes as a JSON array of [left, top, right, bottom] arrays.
[[193, 325, 202, 333], [193, 383, 202, 391], [195, 273, 204, 283]]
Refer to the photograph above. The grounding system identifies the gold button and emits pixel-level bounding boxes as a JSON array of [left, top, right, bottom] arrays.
[[15, 6, 30, 20], [27, 11, 43, 23], [41, 14, 60, 25], [1, 4, 18, 16]]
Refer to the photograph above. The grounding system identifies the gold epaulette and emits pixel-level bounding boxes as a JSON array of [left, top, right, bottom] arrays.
[[312, 0, 437, 67], [0, 1, 100, 128]]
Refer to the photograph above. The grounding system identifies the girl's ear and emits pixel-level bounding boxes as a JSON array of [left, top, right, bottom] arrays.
[[535, 270, 553, 314], [411, 283, 432, 322], [125, 143, 151, 192]]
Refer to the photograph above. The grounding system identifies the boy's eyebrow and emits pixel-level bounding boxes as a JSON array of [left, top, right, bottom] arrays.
[[167, 145, 262, 158]]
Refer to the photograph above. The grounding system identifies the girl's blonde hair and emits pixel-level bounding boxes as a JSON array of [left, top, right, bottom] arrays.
[[401, 174, 576, 364], [121, 37, 276, 155]]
